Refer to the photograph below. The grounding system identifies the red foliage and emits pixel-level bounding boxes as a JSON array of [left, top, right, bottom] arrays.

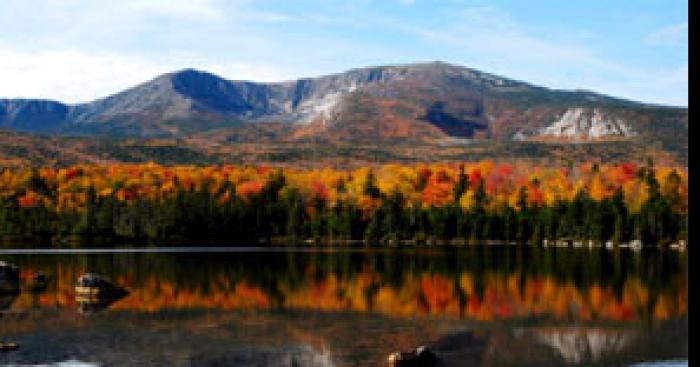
[[65, 167, 82, 180], [421, 275, 454, 312], [236, 180, 265, 198], [418, 167, 432, 183], [496, 164, 513, 178], [527, 183, 544, 206], [256, 166, 270, 175], [422, 177, 452, 206], [434, 169, 451, 183], [617, 162, 638, 184], [18, 191, 39, 207], [116, 188, 135, 201], [310, 180, 329, 201], [468, 169, 482, 187], [620, 162, 637, 176]]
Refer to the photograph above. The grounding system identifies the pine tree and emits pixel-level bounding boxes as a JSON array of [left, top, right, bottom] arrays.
[[453, 164, 469, 203], [363, 169, 382, 199]]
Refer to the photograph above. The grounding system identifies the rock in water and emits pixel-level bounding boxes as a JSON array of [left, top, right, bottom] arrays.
[[0, 342, 19, 352], [415, 346, 438, 365], [0, 261, 20, 294], [74, 273, 129, 314], [27, 271, 48, 292], [387, 345, 438, 366]]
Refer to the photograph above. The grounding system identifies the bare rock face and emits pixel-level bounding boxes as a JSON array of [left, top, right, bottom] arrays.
[[537, 107, 637, 140]]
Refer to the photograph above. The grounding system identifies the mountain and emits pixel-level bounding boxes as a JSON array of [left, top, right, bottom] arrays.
[[0, 99, 69, 133], [0, 61, 687, 152]]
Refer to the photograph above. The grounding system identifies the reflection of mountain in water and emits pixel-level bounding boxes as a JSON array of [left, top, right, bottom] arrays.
[[428, 320, 686, 367], [530, 328, 633, 364], [186, 344, 335, 367], [0, 307, 687, 367]]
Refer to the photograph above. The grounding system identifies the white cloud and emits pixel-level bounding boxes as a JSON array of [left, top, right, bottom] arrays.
[[361, 6, 687, 105], [458, 6, 513, 27], [0, 2, 687, 106], [0, 0, 229, 56], [573, 63, 687, 107], [0, 47, 294, 103], [127, 0, 224, 19], [646, 21, 688, 46], [372, 7, 623, 76]]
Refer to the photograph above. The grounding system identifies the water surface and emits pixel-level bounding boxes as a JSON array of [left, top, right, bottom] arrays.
[[0, 245, 688, 366]]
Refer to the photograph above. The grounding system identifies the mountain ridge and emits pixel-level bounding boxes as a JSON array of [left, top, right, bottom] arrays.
[[0, 61, 682, 111], [0, 61, 687, 149]]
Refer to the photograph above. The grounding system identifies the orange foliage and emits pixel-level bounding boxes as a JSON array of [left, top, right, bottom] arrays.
[[17, 190, 40, 207], [236, 180, 265, 198], [0, 161, 687, 217]]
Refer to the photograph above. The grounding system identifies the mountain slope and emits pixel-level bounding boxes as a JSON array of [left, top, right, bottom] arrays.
[[0, 99, 69, 133], [0, 62, 687, 152]]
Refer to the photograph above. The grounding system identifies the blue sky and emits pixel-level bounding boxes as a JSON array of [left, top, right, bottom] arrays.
[[0, 0, 687, 106]]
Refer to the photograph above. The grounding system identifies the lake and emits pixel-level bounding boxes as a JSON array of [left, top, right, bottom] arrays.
[[0, 245, 688, 366]]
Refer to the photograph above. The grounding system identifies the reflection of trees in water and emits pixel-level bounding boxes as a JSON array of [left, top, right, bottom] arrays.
[[1, 247, 686, 321]]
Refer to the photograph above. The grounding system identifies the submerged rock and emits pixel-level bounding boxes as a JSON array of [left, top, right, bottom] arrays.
[[387, 345, 438, 366], [0, 261, 20, 294], [74, 273, 128, 314], [0, 293, 19, 312], [26, 271, 48, 292], [75, 273, 124, 294], [0, 342, 19, 352]]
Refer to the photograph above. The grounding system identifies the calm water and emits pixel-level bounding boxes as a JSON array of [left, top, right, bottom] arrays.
[[0, 246, 688, 366]]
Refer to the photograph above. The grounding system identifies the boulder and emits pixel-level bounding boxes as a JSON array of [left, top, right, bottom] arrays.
[[74, 273, 128, 314], [27, 271, 48, 292], [387, 345, 438, 366], [0, 261, 20, 294]]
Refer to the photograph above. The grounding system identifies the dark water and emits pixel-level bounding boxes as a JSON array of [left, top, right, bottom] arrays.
[[0, 246, 688, 366]]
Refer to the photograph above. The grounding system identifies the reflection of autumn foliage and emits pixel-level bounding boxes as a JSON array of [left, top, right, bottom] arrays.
[[421, 274, 460, 316], [12, 264, 686, 323]]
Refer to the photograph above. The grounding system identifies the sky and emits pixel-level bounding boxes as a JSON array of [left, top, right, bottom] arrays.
[[0, 0, 688, 106]]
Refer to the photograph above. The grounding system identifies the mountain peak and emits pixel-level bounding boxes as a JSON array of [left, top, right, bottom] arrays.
[[0, 62, 687, 149], [168, 68, 223, 81]]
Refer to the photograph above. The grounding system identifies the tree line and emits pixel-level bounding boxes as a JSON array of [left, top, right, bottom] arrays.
[[0, 162, 685, 246]]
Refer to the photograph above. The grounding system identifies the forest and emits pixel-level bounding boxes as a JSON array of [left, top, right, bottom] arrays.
[[0, 160, 687, 246]]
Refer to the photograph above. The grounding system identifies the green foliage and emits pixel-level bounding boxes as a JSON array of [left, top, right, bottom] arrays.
[[0, 163, 686, 247]]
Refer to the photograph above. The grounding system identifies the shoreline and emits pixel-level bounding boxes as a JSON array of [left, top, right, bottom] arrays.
[[0, 238, 687, 254]]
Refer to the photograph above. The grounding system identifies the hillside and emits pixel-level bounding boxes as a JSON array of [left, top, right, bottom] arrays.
[[0, 61, 688, 164]]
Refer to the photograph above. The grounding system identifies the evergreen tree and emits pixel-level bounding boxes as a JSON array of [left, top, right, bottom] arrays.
[[453, 164, 469, 203]]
